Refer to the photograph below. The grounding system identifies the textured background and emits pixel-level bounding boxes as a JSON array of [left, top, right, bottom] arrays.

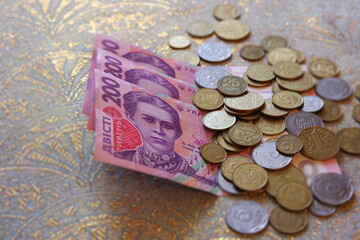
[[0, 0, 359, 239]]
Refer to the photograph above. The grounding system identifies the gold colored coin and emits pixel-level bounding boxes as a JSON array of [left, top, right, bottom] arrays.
[[355, 85, 360, 100], [221, 129, 232, 144], [213, 4, 240, 20], [168, 50, 200, 65], [276, 134, 303, 155], [200, 143, 227, 163], [337, 127, 360, 154], [211, 132, 219, 144], [215, 20, 250, 41], [240, 44, 265, 61], [265, 165, 307, 197], [276, 182, 313, 211], [254, 115, 285, 135], [217, 75, 248, 96], [267, 47, 297, 66], [276, 72, 316, 92], [299, 127, 340, 160], [232, 163, 268, 191], [202, 110, 236, 130], [192, 88, 224, 110], [353, 104, 360, 123], [228, 122, 263, 146], [261, 35, 288, 52], [186, 20, 214, 37], [246, 63, 275, 82], [238, 111, 261, 121], [244, 72, 271, 87], [309, 58, 340, 78], [273, 61, 304, 79], [269, 206, 308, 234], [216, 132, 246, 152], [221, 156, 254, 180], [316, 99, 342, 122], [292, 49, 306, 63], [224, 92, 265, 112], [168, 35, 191, 49], [261, 99, 288, 117], [272, 82, 284, 93], [272, 90, 303, 110]]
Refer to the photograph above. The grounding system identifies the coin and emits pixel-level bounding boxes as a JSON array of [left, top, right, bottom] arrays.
[[211, 132, 219, 144], [221, 156, 254, 180], [252, 141, 292, 170], [316, 99, 342, 122], [267, 47, 297, 66], [225, 201, 269, 234], [192, 88, 224, 110], [310, 173, 354, 205], [285, 111, 324, 135], [217, 75, 248, 96], [315, 78, 352, 101], [224, 92, 265, 112], [168, 50, 200, 65], [244, 72, 271, 87], [194, 66, 229, 89], [301, 95, 324, 112], [254, 115, 285, 135], [216, 170, 244, 195], [261, 99, 288, 117], [276, 72, 316, 92], [292, 49, 306, 63], [228, 122, 263, 147], [352, 104, 360, 123], [197, 42, 232, 62], [309, 199, 336, 217], [240, 44, 265, 61], [200, 143, 227, 163], [272, 82, 284, 93], [273, 61, 303, 79], [269, 206, 308, 234], [355, 85, 360, 100], [168, 35, 191, 49], [276, 134, 303, 155], [215, 20, 250, 41], [186, 20, 214, 37], [246, 63, 275, 82], [238, 111, 261, 121], [221, 129, 233, 144], [276, 182, 313, 211], [216, 133, 246, 152], [261, 35, 288, 52], [337, 127, 360, 154], [309, 58, 340, 78], [232, 163, 268, 191], [299, 127, 340, 160], [265, 165, 307, 197], [202, 110, 236, 130], [213, 4, 240, 20], [272, 91, 303, 110]]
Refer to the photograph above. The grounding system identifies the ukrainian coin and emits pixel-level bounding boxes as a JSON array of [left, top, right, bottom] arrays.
[[197, 42, 232, 62], [276, 72, 316, 92], [226, 201, 269, 234], [225, 92, 265, 112], [216, 133, 246, 152], [254, 115, 285, 135], [337, 127, 360, 154], [211, 132, 219, 144], [269, 206, 308, 234], [252, 141, 292, 170], [202, 110, 236, 130], [221, 129, 233, 144], [238, 111, 261, 121], [272, 82, 284, 93], [195, 66, 229, 89], [292, 49, 306, 63], [246, 63, 275, 82], [261, 35, 288, 52], [192, 88, 224, 110], [316, 99, 342, 122], [217, 75, 248, 96], [265, 165, 307, 197], [200, 143, 227, 163], [232, 163, 268, 191], [215, 20, 250, 41], [309, 199, 336, 217], [316, 78, 352, 101], [267, 47, 297, 66], [311, 173, 354, 205], [272, 91, 303, 110], [169, 50, 200, 65], [216, 170, 244, 195], [228, 122, 263, 147], [276, 182, 313, 211], [309, 58, 340, 78], [352, 104, 360, 123], [221, 156, 254, 180], [285, 111, 324, 135], [273, 61, 303, 79], [276, 134, 303, 155], [213, 4, 240, 20], [266, 138, 279, 142], [186, 20, 214, 37], [301, 95, 324, 112], [261, 99, 288, 117], [244, 72, 271, 87], [223, 104, 247, 115], [355, 85, 360, 100], [168, 35, 191, 49], [299, 127, 340, 160], [240, 44, 265, 61]]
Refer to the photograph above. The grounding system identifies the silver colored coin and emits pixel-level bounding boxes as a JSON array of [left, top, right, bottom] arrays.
[[301, 95, 324, 112], [285, 111, 324, 136], [202, 110, 236, 130], [216, 170, 244, 195], [252, 141, 292, 170], [315, 78, 352, 101], [225, 200, 269, 234], [309, 198, 336, 217], [194, 66, 229, 89], [197, 42, 232, 62]]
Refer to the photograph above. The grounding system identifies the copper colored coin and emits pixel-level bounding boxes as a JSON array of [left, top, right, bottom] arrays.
[[272, 91, 303, 110], [228, 122, 263, 147], [217, 75, 248, 96], [276, 182, 313, 211], [213, 4, 241, 20], [200, 143, 227, 163], [309, 58, 340, 78], [273, 61, 304, 80], [261, 35, 288, 52], [221, 156, 254, 181], [276, 134, 303, 155], [232, 163, 268, 191], [309, 199, 336, 217], [299, 127, 340, 160], [337, 127, 360, 154], [353, 104, 360, 123], [285, 111, 324, 136], [192, 88, 224, 110], [315, 78, 352, 101], [269, 206, 308, 234], [240, 44, 265, 61]]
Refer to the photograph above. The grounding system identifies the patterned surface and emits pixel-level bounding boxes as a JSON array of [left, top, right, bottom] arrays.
[[0, 0, 359, 239]]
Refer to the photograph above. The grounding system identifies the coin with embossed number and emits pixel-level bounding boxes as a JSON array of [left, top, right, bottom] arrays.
[[276, 182, 313, 211], [221, 156, 254, 181], [186, 20, 214, 37], [267, 47, 297, 66], [225, 201, 269, 234], [285, 111, 324, 135], [269, 206, 308, 234], [168, 35, 191, 49], [202, 110, 236, 130], [309, 58, 340, 78], [246, 63, 275, 82], [197, 42, 232, 62], [252, 141, 292, 170], [213, 4, 241, 20], [169, 50, 200, 65], [200, 143, 227, 163], [217, 75, 248, 96], [261, 99, 288, 117], [215, 20, 250, 41], [240, 44, 265, 61], [254, 115, 285, 135], [232, 163, 268, 191], [309, 199, 336, 217], [301, 95, 324, 112], [192, 88, 224, 110], [216, 170, 244, 195], [276, 72, 316, 92], [316, 78, 352, 101], [352, 104, 360, 123], [195, 66, 229, 89], [316, 99, 342, 122], [272, 91, 303, 110], [228, 122, 263, 147], [261, 35, 288, 52], [276, 134, 303, 155], [337, 127, 360, 154], [273, 61, 304, 79]]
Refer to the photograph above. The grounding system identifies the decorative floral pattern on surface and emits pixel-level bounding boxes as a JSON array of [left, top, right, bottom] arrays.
[[0, 0, 359, 239]]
